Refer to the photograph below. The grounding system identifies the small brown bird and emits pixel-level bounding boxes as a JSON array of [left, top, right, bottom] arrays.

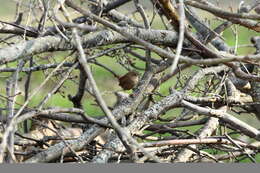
[[118, 71, 139, 90]]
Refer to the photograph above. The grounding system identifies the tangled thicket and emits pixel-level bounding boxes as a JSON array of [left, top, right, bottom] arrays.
[[0, 0, 260, 163]]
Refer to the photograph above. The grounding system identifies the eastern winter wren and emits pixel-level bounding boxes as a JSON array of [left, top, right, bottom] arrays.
[[118, 71, 139, 90]]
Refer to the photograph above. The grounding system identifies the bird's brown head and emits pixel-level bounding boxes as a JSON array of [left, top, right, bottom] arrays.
[[127, 71, 139, 78], [118, 71, 139, 90]]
